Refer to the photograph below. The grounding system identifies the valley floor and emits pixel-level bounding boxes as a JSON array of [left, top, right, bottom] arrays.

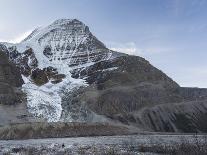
[[1, 134, 207, 155]]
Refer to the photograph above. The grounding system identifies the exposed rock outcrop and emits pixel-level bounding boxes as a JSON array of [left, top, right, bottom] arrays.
[[0, 50, 39, 125]]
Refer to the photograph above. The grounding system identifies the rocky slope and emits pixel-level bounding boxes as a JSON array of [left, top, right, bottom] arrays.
[[1, 19, 207, 133], [69, 55, 207, 132], [0, 50, 23, 104], [0, 50, 34, 125]]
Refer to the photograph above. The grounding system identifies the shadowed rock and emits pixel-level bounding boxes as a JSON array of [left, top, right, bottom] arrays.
[[0, 50, 24, 104], [69, 55, 207, 132]]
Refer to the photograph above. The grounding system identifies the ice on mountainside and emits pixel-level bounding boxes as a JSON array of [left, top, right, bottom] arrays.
[[1, 19, 112, 122]]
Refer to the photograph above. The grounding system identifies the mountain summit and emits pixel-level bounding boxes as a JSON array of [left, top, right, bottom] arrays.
[[0, 19, 207, 132], [22, 19, 111, 67]]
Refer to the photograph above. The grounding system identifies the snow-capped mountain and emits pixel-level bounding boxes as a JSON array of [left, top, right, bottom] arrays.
[[22, 19, 112, 67], [3, 19, 112, 69], [0, 19, 113, 122], [1, 19, 207, 133]]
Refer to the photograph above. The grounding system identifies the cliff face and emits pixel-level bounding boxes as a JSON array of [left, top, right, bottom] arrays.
[[0, 50, 23, 104], [0, 50, 36, 125]]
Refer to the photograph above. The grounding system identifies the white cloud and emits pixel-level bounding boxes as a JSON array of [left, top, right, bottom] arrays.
[[107, 42, 141, 55], [9, 30, 33, 43], [141, 47, 172, 55], [106, 41, 172, 57], [7, 30, 33, 43], [110, 47, 137, 55], [0, 39, 8, 43]]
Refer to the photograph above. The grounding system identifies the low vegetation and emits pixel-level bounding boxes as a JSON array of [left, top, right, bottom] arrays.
[[0, 122, 132, 140]]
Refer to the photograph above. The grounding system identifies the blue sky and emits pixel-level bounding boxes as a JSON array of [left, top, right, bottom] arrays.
[[0, 0, 207, 87]]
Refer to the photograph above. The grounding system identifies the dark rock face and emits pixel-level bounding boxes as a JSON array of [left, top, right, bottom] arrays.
[[0, 50, 24, 104], [0, 43, 66, 86], [1, 45, 38, 77], [30, 66, 66, 85], [43, 45, 53, 58], [0, 51, 23, 87], [0, 49, 36, 125], [71, 55, 178, 88], [8, 48, 38, 77], [70, 55, 181, 114], [31, 68, 49, 86]]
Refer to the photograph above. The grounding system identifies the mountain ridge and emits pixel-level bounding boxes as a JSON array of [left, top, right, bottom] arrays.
[[0, 19, 207, 132]]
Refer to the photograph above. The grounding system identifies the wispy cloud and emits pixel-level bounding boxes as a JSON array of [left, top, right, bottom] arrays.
[[1, 30, 33, 43], [106, 41, 172, 57], [9, 30, 33, 43], [107, 42, 138, 55]]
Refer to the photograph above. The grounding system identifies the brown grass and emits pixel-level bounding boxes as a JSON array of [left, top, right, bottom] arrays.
[[0, 122, 132, 140]]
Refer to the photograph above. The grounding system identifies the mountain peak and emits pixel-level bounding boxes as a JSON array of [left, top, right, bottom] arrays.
[[11, 18, 111, 69], [50, 19, 83, 26], [22, 18, 90, 43]]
